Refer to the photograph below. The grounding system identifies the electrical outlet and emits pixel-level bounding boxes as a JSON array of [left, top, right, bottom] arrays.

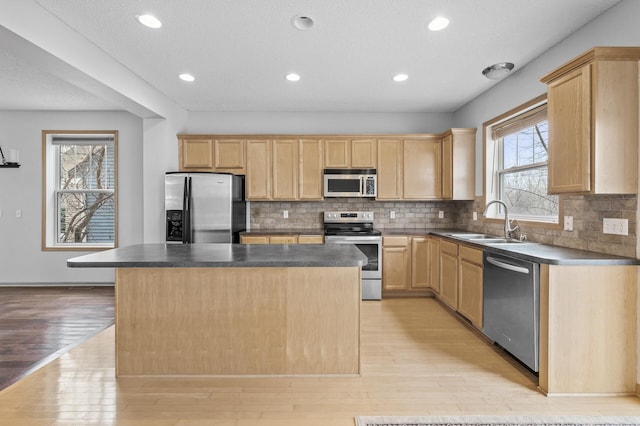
[[603, 218, 628, 235], [563, 215, 573, 231], [15, 209, 22, 218], [472, 211, 478, 221], [390, 211, 395, 219], [283, 210, 288, 219], [438, 211, 444, 219], [0, 209, 2, 218]]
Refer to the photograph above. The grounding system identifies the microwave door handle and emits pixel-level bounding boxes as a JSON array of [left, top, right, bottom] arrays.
[[360, 176, 365, 195]]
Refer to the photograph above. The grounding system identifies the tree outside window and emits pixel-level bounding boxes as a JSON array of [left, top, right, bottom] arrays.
[[43, 131, 117, 250], [485, 98, 559, 224]]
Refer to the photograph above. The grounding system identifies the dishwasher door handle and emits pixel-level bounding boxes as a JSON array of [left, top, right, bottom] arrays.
[[486, 256, 530, 274]]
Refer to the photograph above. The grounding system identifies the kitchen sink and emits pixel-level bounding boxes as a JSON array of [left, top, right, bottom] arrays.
[[446, 233, 493, 239]]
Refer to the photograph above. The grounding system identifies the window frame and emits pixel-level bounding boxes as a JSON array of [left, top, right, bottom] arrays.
[[483, 94, 562, 228], [42, 130, 118, 251]]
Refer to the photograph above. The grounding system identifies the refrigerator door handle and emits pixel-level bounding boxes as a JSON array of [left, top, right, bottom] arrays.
[[182, 176, 190, 244]]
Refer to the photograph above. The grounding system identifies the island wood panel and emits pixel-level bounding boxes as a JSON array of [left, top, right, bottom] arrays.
[[538, 263, 637, 395], [115, 266, 360, 376]]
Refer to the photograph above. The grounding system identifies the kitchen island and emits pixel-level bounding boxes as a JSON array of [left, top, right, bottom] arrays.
[[68, 243, 367, 377]]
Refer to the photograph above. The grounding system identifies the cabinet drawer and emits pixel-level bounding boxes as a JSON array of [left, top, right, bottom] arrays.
[[269, 236, 298, 244], [459, 245, 483, 265], [240, 235, 269, 244], [298, 235, 324, 244], [440, 240, 458, 256], [383, 236, 409, 247]]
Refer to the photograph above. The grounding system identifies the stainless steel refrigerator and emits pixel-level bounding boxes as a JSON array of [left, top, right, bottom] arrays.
[[165, 172, 246, 243]]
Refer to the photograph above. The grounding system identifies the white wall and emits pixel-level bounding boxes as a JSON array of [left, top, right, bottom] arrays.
[[186, 111, 454, 134], [0, 110, 143, 284]]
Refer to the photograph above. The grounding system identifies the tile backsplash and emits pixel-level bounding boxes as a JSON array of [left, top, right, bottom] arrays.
[[249, 199, 472, 230], [461, 195, 637, 258], [250, 194, 637, 258]]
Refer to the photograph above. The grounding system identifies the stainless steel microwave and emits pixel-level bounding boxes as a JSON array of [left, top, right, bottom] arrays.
[[323, 169, 377, 198]]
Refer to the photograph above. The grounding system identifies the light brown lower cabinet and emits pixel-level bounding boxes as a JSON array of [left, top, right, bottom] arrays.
[[382, 235, 438, 297], [382, 236, 411, 292], [438, 240, 459, 309], [297, 235, 324, 244], [457, 245, 483, 329]]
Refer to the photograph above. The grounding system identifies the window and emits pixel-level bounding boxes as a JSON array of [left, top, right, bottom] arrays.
[[42, 131, 117, 250], [484, 96, 559, 224]]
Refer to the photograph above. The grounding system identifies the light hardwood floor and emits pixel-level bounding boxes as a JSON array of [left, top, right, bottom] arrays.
[[0, 298, 637, 425]]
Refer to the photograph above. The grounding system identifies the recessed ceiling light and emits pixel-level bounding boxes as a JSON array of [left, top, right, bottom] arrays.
[[482, 62, 515, 80], [393, 73, 409, 82], [428, 16, 449, 31], [179, 73, 195, 82], [136, 14, 162, 29], [292, 15, 315, 30], [285, 73, 301, 82]]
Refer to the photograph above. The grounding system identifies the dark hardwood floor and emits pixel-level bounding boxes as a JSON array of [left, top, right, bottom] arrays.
[[0, 286, 114, 391]]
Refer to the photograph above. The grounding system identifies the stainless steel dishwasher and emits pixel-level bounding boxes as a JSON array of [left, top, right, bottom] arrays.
[[482, 251, 540, 372]]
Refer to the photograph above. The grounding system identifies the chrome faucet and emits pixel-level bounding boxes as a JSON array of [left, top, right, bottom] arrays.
[[483, 200, 518, 239]]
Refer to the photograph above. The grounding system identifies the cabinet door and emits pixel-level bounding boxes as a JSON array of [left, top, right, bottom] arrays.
[[272, 139, 298, 200], [324, 139, 350, 168], [428, 237, 440, 293], [246, 140, 272, 200], [458, 246, 483, 329], [547, 66, 591, 193], [441, 134, 453, 199], [214, 139, 245, 172], [351, 139, 377, 168], [382, 236, 410, 291], [411, 237, 429, 290], [403, 138, 442, 199], [297, 235, 324, 244], [180, 138, 213, 169], [439, 241, 458, 309], [299, 139, 324, 200], [377, 139, 402, 200]]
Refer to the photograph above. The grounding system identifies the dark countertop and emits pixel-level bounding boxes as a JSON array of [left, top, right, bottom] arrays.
[[430, 230, 640, 266], [240, 229, 324, 236], [67, 243, 367, 268], [379, 228, 639, 265]]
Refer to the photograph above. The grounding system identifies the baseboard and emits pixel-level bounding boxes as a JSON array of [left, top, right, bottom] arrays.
[[0, 282, 114, 287]]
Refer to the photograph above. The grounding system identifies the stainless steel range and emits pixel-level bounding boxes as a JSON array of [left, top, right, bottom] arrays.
[[323, 211, 382, 300]]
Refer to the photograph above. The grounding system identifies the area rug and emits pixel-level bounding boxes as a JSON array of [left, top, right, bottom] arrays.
[[355, 416, 640, 426]]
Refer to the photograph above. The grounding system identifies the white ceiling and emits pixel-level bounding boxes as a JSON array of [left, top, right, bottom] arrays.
[[0, 0, 620, 114]]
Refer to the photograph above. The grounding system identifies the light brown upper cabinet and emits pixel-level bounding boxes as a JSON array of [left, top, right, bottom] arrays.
[[272, 139, 298, 200], [325, 138, 377, 168], [440, 129, 475, 200], [299, 139, 324, 200], [179, 136, 245, 173], [403, 138, 442, 199], [214, 139, 245, 174], [540, 47, 640, 195], [179, 137, 214, 170], [376, 139, 403, 200], [246, 139, 272, 200], [246, 138, 320, 201]]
